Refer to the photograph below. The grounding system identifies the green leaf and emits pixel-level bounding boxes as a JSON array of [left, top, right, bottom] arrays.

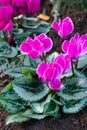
[[6, 109, 46, 125], [23, 56, 41, 68], [0, 91, 25, 114], [5, 55, 38, 78], [12, 77, 48, 101], [63, 97, 87, 114], [77, 54, 87, 68], [6, 66, 29, 78], [43, 101, 59, 117], [22, 17, 51, 35], [51, 94, 63, 106], [6, 113, 30, 125], [12, 29, 23, 35], [57, 90, 87, 101], [30, 94, 51, 113], [0, 57, 8, 68], [46, 52, 58, 62], [1, 82, 13, 93], [22, 17, 39, 28], [56, 78, 87, 101], [0, 41, 17, 58], [22, 68, 36, 76]]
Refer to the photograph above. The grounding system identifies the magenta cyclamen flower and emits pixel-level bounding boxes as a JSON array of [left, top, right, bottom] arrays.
[[62, 33, 87, 59], [52, 17, 74, 39], [74, 33, 87, 54], [36, 61, 63, 90], [20, 33, 53, 59], [27, 0, 40, 14], [36, 54, 71, 90], [0, 5, 13, 31], [54, 54, 71, 73]]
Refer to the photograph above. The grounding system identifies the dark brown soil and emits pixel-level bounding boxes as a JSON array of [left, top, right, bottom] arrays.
[[0, 0, 87, 130]]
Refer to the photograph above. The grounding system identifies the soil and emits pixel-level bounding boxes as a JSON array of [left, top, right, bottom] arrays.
[[0, 0, 87, 130]]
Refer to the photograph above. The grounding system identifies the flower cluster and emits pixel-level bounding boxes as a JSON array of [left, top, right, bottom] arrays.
[[0, 0, 40, 16], [36, 54, 71, 90], [20, 33, 53, 59], [0, 5, 13, 31], [20, 16, 87, 91]]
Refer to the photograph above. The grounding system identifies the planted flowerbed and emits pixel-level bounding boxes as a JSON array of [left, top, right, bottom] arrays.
[[0, 0, 87, 130]]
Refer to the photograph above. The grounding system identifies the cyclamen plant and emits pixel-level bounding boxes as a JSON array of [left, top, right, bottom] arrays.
[[1, 14, 87, 125], [20, 17, 73, 90]]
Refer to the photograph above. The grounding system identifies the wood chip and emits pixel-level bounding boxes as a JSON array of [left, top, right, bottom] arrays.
[[37, 14, 50, 21]]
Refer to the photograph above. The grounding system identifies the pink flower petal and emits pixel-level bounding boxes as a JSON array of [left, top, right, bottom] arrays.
[[5, 5, 13, 17], [70, 37, 76, 44], [28, 0, 40, 14], [63, 17, 74, 34], [26, 37, 34, 45], [62, 40, 69, 53], [49, 79, 61, 90], [68, 43, 82, 59], [54, 54, 66, 70], [52, 21, 59, 31], [27, 50, 40, 59], [43, 68, 53, 82], [64, 55, 71, 72], [20, 42, 32, 53], [51, 63, 63, 80], [4, 20, 13, 31], [43, 37, 53, 52], [37, 33, 46, 41], [64, 17, 74, 34], [33, 38, 43, 53], [36, 61, 47, 78], [0, 0, 10, 5], [0, 21, 4, 30], [74, 33, 80, 41], [82, 40, 87, 54], [61, 22, 69, 38]]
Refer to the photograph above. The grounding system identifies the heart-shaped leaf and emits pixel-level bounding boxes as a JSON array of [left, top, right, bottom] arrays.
[[12, 77, 48, 101]]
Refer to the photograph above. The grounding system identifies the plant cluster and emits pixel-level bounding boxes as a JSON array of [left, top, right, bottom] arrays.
[[0, 0, 87, 125]]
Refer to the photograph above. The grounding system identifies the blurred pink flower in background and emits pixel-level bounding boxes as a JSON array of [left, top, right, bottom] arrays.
[[20, 33, 53, 59], [0, 0, 10, 5], [27, 0, 40, 14], [52, 17, 74, 39], [0, 5, 13, 31], [0, 0, 40, 16], [12, 0, 25, 7]]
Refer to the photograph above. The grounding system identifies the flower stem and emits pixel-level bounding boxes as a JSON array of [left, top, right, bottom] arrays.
[[75, 59, 78, 69], [40, 53, 46, 62], [3, 31, 8, 41], [71, 58, 75, 76], [59, 36, 63, 53]]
